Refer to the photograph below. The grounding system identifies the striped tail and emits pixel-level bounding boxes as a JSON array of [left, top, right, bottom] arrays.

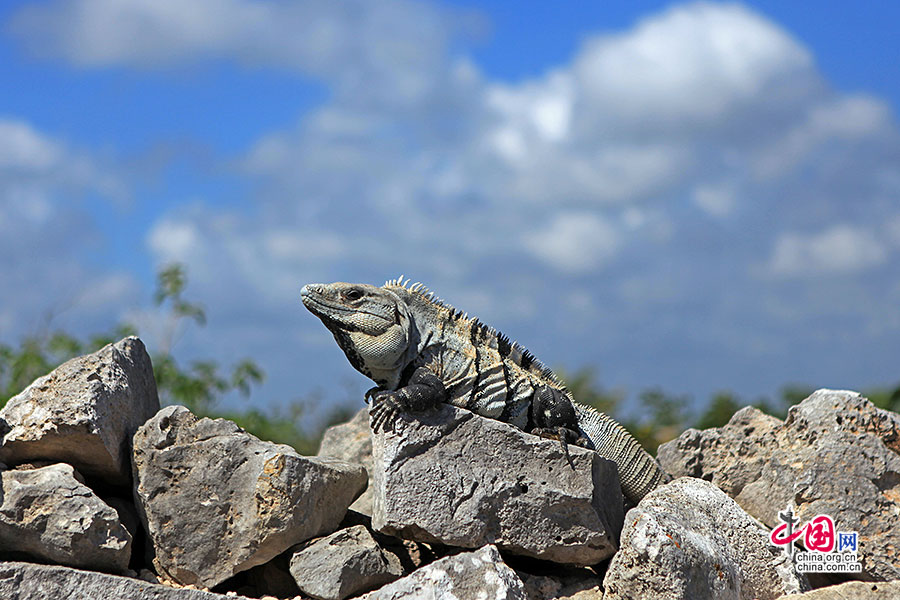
[[574, 404, 671, 504]]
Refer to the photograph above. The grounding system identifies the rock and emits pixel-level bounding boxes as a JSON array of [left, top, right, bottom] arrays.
[[243, 552, 301, 600], [318, 408, 374, 515], [289, 524, 404, 600], [658, 389, 900, 581], [0, 464, 132, 573], [103, 495, 142, 541], [0, 561, 255, 599], [359, 545, 526, 600], [775, 580, 900, 599], [132, 405, 368, 589], [602, 477, 807, 600], [372, 404, 623, 566], [520, 570, 603, 600], [339, 509, 439, 573], [0, 337, 159, 485]]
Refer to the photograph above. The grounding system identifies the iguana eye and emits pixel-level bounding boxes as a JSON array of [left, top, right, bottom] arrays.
[[345, 288, 363, 301]]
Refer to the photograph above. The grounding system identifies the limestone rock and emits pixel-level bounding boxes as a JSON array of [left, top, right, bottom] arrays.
[[132, 405, 368, 589], [520, 570, 604, 600], [603, 477, 807, 600], [372, 404, 623, 566], [0, 464, 131, 572], [318, 408, 374, 515], [0, 337, 159, 485], [0, 561, 255, 600], [658, 389, 900, 581], [359, 545, 526, 600], [289, 524, 404, 600], [775, 580, 900, 599]]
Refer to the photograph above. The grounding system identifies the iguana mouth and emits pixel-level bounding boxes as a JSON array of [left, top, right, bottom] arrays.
[[301, 285, 392, 321], [300, 290, 354, 315]]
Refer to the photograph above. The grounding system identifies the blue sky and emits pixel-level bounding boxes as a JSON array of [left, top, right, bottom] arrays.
[[2, 0, 899, 421]]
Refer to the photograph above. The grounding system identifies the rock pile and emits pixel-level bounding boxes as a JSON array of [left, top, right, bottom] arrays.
[[1, 338, 898, 599], [658, 389, 900, 583]]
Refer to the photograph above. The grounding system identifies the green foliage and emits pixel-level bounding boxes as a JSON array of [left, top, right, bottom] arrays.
[[860, 385, 900, 414], [627, 388, 692, 455], [147, 263, 262, 418], [695, 392, 742, 430], [0, 337, 56, 406]]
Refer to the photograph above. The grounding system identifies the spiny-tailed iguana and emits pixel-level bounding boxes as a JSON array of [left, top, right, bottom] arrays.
[[301, 277, 669, 503]]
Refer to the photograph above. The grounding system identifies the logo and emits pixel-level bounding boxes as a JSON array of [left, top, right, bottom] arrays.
[[769, 505, 862, 573]]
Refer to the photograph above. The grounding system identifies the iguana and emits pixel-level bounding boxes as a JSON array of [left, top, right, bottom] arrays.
[[301, 277, 669, 504]]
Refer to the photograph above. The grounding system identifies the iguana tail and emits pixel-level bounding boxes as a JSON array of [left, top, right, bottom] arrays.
[[574, 404, 671, 505]]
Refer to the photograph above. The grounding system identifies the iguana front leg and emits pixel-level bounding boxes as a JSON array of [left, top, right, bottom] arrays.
[[367, 366, 447, 433], [529, 385, 589, 467]]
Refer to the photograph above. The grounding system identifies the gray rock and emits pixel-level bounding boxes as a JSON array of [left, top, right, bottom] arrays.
[[658, 389, 900, 581], [603, 477, 807, 600], [289, 524, 404, 600], [0, 463, 132, 572], [243, 554, 300, 600], [318, 408, 374, 515], [775, 580, 900, 599], [0, 561, 255, 600], [372, 404, 623, 566], [359, 545, 526, 600], [104, 495, 142, 541], [0, 337, 159, 485], [520, 570, 603, 600], [132, 405, 368, 589], [339, 509, 440, 573]]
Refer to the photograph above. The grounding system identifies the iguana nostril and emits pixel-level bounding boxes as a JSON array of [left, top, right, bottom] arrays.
[[301, 284, 323, 297]]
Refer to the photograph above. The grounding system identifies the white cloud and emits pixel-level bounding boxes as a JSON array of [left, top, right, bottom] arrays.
[[0, 119, 63, 170], [148, 218, 200, 261], [476, 2, 825, 209], [523, 212, 621, 273], [570, 2, 815, 131], [766, 225, 888, 277], [486, 71, 574, 147], [147, 213, 349, 307], [692, 181, 738, 217], [105, 1, 897, 296], [9, 0, 465, 108], [0, 119, 134, 339], [753, 95, 894, 179]]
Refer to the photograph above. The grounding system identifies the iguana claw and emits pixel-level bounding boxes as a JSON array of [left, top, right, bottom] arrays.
[[369, 390, 401, 433], [364, 386, 382, 404], [531, 426, 588, 470]]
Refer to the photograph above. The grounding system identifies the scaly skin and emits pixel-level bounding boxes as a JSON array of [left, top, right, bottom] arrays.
[[301, 277, 669, 503]]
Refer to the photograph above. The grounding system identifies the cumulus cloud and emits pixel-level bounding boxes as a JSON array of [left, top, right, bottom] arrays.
[[0, 119, 64, 171], [114, 1, 897, 315], [523, 212, 622, 274], [752, 95, 895, 179], [766, 225, 889, 277], [571, 2, 816, 130], [8, 0, 469, 108], [692, 181, 738, 217], [0, 119, 136, 338]]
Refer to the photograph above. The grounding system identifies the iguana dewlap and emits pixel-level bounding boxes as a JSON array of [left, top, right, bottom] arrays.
[[301, 277, 669, 504]]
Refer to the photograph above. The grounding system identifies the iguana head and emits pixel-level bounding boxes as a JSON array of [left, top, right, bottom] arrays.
[[301, 281, 416, 388]]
